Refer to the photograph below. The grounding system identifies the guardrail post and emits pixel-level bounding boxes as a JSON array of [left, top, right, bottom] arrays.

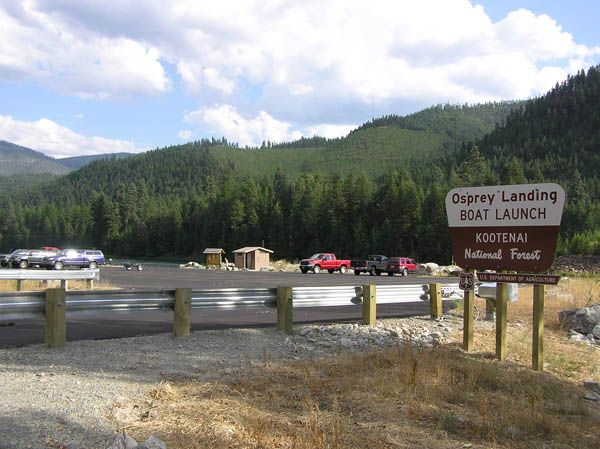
[[173, 288, 192, 337], [16, 280, 24, 291], [45, 288, 66, 348], [277, 286, 293, 334], [86, 279, 94, 290], [60, 280, 68, 291], [495, 282, 508, 361], [532, 284, 544, 371], [429, 283, 442, 319], [362, 284, 376, 325]]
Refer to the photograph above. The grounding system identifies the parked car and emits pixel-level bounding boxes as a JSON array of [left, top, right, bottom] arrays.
[[299, 253, 351, 274], [350, 255, 388, 276], [1, 249, 28, 268], [41, 249, 106, 270], [383, 257, 418, 276], [10, 248, 59, 268]]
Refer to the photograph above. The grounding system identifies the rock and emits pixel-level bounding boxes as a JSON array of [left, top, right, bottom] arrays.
[[442, 265, 462, 276], [584, 392, 600, 401], [583, 380, 600, 394], [143, 436, 168, 449], [179, 261, 201, 269], [106, 433, 139, 449], [421, 262, 440, 274], [593, 324, 600, 339], [559, 304, 600, 335]]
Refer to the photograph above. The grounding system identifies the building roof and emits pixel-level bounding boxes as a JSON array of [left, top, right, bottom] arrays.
[[203, 248, 225, 254], [233, 246, 274, 254]]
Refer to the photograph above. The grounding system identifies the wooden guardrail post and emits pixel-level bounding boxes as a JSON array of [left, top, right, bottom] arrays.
[[429, 283, 442, 319], [277, 286, 293, 334], [463, 270, 475, 351], [173, 288, 192, 337], [45, 288, 66, 348], [60, 280, 68, 291], [532, 284, 545, 371], [362, 284, 376, 325], [495, 282, 508, 361], [16, 280, 24, 291]]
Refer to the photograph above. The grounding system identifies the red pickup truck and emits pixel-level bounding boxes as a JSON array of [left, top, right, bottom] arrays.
[[299, 253, 351, 274]]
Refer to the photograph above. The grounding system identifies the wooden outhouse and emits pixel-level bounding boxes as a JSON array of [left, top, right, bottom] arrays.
[[203, 248, 226, 267], [233, 247, 273, 270]]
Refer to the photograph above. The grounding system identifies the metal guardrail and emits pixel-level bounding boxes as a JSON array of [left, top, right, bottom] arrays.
[[0, 268, 100, 281], [192, 288, 277, 309], [0, 283, 461, 320]]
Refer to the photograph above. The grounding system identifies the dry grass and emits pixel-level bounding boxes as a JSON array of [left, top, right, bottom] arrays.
[[468, 277, 600, 381], [125, 276, 600, 449], [271, 259, 300, 272], [0, 279, 116, 291]]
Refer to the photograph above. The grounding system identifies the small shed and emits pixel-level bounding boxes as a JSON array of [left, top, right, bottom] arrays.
[[233, 246, 274, 270], [203, 248, 226, 267]]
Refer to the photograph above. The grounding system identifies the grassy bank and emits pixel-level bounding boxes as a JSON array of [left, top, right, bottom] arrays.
[[126, 277, 600, 448]]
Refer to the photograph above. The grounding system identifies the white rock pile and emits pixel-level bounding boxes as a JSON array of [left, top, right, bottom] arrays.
[[284, 316, 459, 357]]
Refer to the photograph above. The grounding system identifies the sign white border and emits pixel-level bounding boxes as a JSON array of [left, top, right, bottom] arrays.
[[445, 183, 565, 227]]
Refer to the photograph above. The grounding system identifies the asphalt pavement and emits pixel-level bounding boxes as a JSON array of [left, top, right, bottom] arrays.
[[100, 265, 454, 289]]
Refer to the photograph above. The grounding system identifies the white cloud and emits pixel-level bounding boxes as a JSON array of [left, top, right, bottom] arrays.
[[306, 124, 354, 139], [0, 4, 170, 99], [0, 115, 146, 158], [185, 105, 354, 146], [186, 105, 303, 147], [178, 129, 193, 140], [1, 1, 599, 125]]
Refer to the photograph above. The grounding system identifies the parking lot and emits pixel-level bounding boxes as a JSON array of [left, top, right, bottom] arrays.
[[101, 265, 455, 289]]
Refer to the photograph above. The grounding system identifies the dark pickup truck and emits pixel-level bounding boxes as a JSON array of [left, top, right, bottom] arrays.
[[350, 255, 388, 276]]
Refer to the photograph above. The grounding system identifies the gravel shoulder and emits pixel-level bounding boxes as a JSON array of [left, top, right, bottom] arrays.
[[0, 315, 462, 449]]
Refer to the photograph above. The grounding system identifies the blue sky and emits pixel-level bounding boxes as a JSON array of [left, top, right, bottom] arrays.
[[0, 0, 598, 158]]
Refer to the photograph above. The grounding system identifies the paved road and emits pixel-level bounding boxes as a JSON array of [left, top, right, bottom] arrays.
[[101, 265, 455, 289], [0, 266, 458, 348]]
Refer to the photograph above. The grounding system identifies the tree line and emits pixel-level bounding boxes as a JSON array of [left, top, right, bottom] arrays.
[[2, 66, 600, 261]]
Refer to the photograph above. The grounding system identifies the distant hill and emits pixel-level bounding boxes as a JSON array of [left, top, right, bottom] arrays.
[[58, 152, 134, 170], [209, 102, 523, 177], [0, 141, 70, 176]]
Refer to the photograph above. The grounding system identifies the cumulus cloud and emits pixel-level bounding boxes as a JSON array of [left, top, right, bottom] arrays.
[[0, 115, 146, 158], [0, 3, 170, 99], [1, 1, 599, 131], [185, 105, 303, 147], [185, 105, 354, 147]]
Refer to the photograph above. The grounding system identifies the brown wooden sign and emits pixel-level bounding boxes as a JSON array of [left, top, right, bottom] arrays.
[[477, 272, 561, 285], [446, 183, 565, 272]]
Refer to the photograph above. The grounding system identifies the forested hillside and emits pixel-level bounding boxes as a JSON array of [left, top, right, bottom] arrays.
[[1, 68, 598, 263], [0, 141, 70, 176], [473, 66, 600, 254], [58, 152, 134, 170]]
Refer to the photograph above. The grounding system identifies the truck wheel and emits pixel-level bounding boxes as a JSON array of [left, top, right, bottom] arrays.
[[89, 261, 98, 269], [402, 268, 408, 276], [301, 268, 308, 274], [313, 265, 321, 274], [369, 266, 377, 276], [339, 265, 348, 274], [19, 260, 28, 269], [54, 261, 64, 270]]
